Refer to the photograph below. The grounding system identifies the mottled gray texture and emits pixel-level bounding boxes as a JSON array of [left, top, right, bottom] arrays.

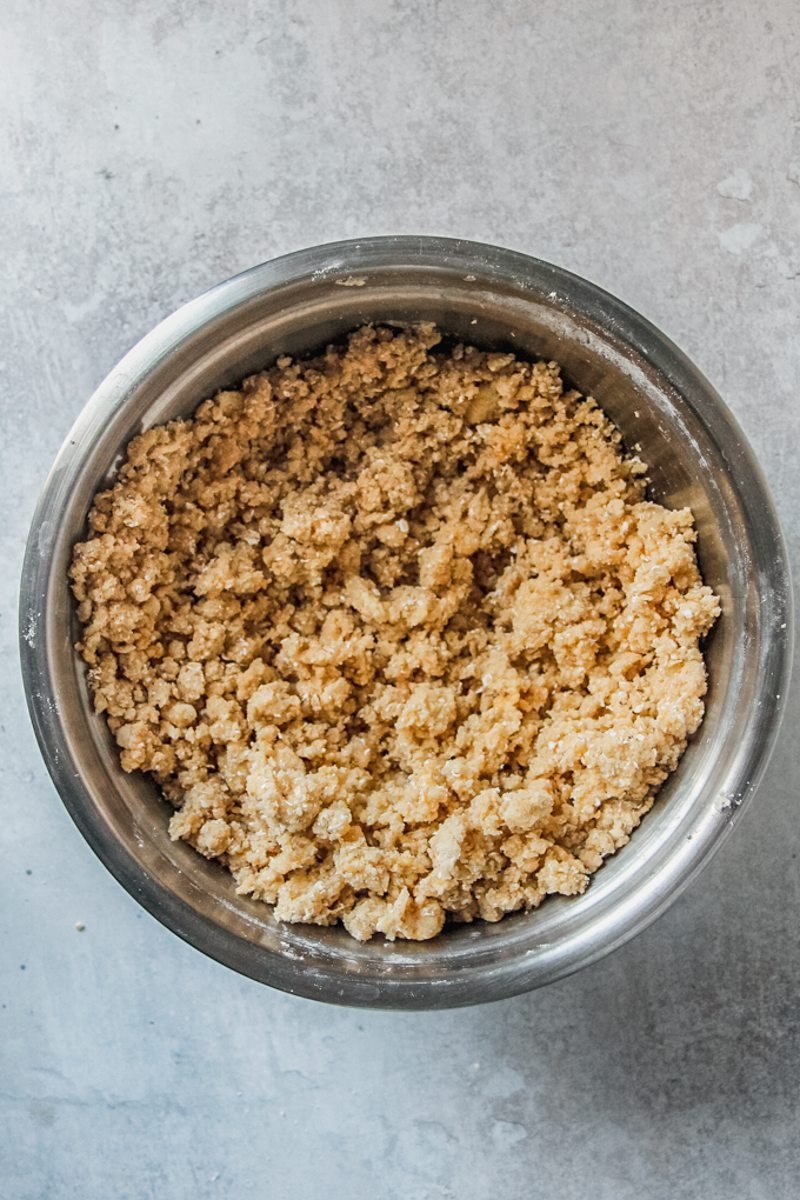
[[1, 1, 799, 1197]]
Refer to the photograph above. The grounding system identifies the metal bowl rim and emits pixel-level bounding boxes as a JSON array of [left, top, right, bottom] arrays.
[[19, 235, 794, 1008]]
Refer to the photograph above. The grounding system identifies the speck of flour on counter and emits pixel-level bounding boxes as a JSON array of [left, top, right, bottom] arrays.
[[70, 324, 719, 941]]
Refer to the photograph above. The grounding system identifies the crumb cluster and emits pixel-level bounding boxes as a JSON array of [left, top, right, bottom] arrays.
[[71, 325, 719, 941]]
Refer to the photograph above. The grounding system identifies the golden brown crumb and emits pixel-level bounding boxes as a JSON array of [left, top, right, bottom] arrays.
[[70, 325, 719, 941]]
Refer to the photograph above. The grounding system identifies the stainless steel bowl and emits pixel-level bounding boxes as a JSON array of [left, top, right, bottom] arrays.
[[20, 237, 793, 1008]]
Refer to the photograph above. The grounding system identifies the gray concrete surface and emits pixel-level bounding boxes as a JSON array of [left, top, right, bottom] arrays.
[[2, 1, 799, 1197]]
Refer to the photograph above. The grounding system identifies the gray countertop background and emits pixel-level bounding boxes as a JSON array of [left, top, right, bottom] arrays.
[[2, 2, 799, 1197]]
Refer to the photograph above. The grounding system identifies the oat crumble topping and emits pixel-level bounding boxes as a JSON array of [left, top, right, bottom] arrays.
[[70, 325, 719, 941]]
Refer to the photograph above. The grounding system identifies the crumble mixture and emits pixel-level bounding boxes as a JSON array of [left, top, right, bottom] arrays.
[[70, 325, 720, 941]]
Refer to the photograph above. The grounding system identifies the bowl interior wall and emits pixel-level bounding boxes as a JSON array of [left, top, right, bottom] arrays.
[[31, 249, 778, 1003]]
